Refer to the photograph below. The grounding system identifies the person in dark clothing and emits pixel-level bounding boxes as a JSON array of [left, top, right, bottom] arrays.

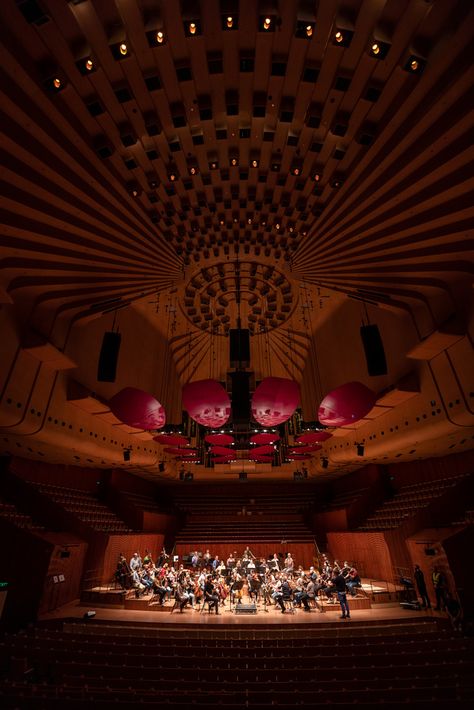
[[332, 571, 350, 619], [204, 576, 220, 614], [414, 565, 431, 608], [432, 567, 447, 611]]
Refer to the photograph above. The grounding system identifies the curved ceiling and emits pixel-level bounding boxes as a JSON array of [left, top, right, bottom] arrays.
[[0, 0, 473, 480]]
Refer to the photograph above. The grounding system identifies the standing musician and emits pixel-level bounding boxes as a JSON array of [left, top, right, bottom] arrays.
[[230, 570, 243, 604], [157, 547, 169, 567], [204, 575, 220, 614], [243, 546, 256, 560], [114, 553, 130, 589]]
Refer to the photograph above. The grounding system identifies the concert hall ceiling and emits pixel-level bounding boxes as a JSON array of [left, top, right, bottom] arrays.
[[0, 0, 473, 481]]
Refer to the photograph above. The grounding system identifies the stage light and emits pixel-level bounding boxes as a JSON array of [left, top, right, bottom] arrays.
[[370, 40, 390, 59], [306, 25, 313, 37], [119, 42, 128, 56], [189, 22, 196, 34], [404, 55, 425, 74], [227, 16, 233, 28], [52, 77, 62, 90], [85, 58, 94, 71], [263, 17, 271, 30], [335, 31, 343, 43]]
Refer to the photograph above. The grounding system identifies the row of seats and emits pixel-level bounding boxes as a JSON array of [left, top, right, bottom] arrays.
[[0, 497, 45, 533], [29, 482, 133, 533], [358, 474, 471, 531]]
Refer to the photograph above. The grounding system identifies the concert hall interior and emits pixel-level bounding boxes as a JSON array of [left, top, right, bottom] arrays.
[[0, 0, 473, 707]]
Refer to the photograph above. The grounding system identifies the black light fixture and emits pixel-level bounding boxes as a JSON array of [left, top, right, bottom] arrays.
[[355, 443, 365, 457], [123, 448, 131, 461], [295, 20, 315, 38], [321, 457, 329, 469]]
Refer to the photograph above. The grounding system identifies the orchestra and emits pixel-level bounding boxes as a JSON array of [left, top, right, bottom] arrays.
[[112, 546, 363, 615]]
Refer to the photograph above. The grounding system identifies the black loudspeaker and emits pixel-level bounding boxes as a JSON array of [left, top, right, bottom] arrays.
[[230, 371, 251, 425], [158, 462, 165, 472], [230, 329, 250, 368], [425, 548, 436, 556], [97, 331, 121, 382], [360, 324, 387, 376]]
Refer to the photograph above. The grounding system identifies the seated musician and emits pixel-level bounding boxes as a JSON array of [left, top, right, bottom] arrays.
[[294, 575, 312, 612], [191, 550, 200, 568], [204, 575, 220, 614], [346, 567, 361, 597], [248, 571, 261, 602], [175, 578, 190, 612], [271, 573, 286, 612], [270, 553, 280, 571], [247, 558, 256, 572], [226, 553, 235, 569]]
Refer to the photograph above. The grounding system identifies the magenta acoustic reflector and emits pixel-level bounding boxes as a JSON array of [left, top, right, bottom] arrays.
[[182, 379, 231, 427], [251, 377, 300, 426], [109, 387, 166, 429], [318, 381, 376, 427]]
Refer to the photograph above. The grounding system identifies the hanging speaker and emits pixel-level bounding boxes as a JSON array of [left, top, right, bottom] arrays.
[[360, 324, 387, 376], [229, 329, 250, 368], [97, 331, 121, 382], [230, 371, 251, 425]]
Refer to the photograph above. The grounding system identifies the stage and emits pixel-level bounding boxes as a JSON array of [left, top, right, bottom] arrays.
[[42, 577, 441, 628]]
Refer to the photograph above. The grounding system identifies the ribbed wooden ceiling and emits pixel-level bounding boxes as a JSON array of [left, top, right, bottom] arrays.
[[1, 0, 473, 349]]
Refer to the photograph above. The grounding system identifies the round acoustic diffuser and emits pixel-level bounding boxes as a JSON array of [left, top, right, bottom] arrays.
[[251, 377, 300, 426], [318, 381, 377, 427], [182, 379, 231, 428], [205, 433, 235, 445], [250, 433, 280, 445], [109, 387, 166, 429]]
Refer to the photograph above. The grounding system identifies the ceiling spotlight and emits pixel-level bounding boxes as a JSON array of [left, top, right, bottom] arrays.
[[356, 443, 365, 457], [227, 16, 233, 28], [156, 31, 164, 44], [263, 17, 271, 30], [251, 159, 259, 168], [231, 157, 238, 166], [306, 25, 313, 37], [404, 55, 425, 74], [313, 172, 321, 181], [189, 22, 196, 34], [85, 58, 94, 72], [52, 77, 62, 90], [333, 29, 352, 47], [370, 40, 390, 59], [119, 42, 128, 56], [169, 173, 176, 182], [209, 161, 218, 170]]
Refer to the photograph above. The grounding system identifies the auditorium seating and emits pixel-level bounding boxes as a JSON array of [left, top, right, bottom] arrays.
[[30, 483, 133, 533], [0, 495, 45, 533], [122, 491, 162, 513], [357, 473, 471, 531], [318, 487, 369, 511], [0, 618, 472, 707]]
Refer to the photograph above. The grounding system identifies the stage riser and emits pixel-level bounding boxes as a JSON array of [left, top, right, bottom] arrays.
[[80, 590, 126, 607]]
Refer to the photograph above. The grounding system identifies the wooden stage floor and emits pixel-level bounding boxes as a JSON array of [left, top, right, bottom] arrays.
[[41, 581, 444, 629]]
